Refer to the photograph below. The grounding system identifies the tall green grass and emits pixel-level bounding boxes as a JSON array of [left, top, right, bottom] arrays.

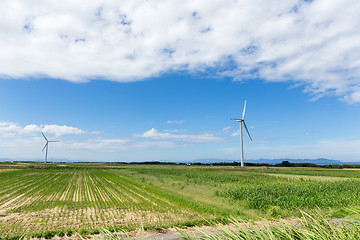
[[100, 211, 360, 240], [217, 179, 360, 211], [120, 166, 360, 214], [181, 212, 360, 240]]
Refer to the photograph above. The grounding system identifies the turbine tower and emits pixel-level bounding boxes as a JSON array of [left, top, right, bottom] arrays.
[[41, 132, 59, 163], [231, 100, 253, 167]]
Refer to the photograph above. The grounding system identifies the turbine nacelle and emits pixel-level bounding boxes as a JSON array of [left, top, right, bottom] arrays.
[[230, 118, 244, 122]]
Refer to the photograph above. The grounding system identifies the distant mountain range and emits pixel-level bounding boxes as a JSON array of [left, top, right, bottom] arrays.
[[192, 158, 360, 165]]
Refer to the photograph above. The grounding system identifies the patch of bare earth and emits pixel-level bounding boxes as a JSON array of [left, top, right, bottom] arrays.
[[1, 193, 25, 209], [0, 169, 18, 172]]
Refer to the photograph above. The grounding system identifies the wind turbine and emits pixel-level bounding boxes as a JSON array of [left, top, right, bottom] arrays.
[[231, 100, 253, 167], [41, 132, 59, 163]]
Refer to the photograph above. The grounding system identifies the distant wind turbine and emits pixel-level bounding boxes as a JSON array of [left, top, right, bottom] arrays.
[[41, 132, 59, 163], [231, 100, 253, 167]]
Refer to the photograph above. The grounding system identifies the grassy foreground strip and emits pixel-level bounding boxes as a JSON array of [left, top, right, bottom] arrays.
[[101, 211, 360, 240]]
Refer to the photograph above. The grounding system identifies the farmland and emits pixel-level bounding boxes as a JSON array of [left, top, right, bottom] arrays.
[[1, 163, 360, 237]]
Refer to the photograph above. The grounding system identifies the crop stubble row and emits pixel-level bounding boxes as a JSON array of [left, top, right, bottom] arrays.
[[0, 168, 204, 234]]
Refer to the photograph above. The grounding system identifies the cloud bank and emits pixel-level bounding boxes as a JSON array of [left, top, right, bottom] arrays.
[[0, 122, 222, 160], [138, 128, 222, 142], [1, 0, 360, 102], [0, 122, 84, 137]]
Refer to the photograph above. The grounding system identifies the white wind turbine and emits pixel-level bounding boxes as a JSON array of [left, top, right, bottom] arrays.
[[41, 132, 59, 163], [231, 100, 253, 167]]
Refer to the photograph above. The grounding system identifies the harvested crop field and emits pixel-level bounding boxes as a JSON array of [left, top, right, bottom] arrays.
[[0, 168, 212, 234]]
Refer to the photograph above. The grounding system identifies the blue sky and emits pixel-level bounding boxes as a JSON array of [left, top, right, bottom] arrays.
[[1, 0, 360, 162]]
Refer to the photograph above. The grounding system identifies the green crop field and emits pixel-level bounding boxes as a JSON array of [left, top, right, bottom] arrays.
[[1, 163, 360, 237]]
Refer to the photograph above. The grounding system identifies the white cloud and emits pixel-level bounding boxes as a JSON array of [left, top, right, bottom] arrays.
[[221, 126, 232, 134], [231, 130, 240, 137], [167, 120, 185, 124], [43, 125, 85, 137], [1, 0, 360, 102], [138, 128, 222, 142], [0, 122, 85, 137], [222, 126, 231, 131], [230, 125, 254, 137]]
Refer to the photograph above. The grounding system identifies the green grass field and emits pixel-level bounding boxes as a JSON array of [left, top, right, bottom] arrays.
[[1, 163, 360, 237]]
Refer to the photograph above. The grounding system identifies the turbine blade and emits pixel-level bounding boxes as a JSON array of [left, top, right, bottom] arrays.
[[41, 132, 48, 141], [49, 141, 59, 142], [42, 143, 48, 152], [242, 100, 247, 119], [243, 121, 252, 141]]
